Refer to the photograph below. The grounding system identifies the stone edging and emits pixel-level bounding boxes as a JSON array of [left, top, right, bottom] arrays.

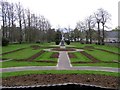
[[2, 83, 116, 90]]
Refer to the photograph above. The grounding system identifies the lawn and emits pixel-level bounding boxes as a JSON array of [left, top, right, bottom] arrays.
[[1, 70, 119, 78], [69, 52, 91, 62], [85, 49, 119, 62], [69, 42, 119, 67], [2, 44, 31, 54], [35, 51, 58, 61], [2, 42, 55, 54], [95, 45, 120, 54], [1, 60, 56, 68], [70, 42, 120, 54], [72, 63, 119, 68], [70, 42, 95, 48], [1, 42, 119, 68], [2, 48, 41, 60]]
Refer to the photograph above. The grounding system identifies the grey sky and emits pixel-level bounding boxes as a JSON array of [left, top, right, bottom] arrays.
[[8, 0, 119, 29]]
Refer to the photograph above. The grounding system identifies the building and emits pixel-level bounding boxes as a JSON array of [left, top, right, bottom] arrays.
[[105, 30, 119, 43]]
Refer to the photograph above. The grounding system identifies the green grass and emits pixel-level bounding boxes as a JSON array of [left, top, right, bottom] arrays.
[[2, 44, 31, 54], [95, 45, 120, 54], [1, 42, 119, 68], [35, 51, 57, 61], [70, 42, 95, 48], [2, 48, 41, 60], [1, 70, 119, 78], [0, 46, 2, 54], [69, 52, 91, 62], [70, 42, 120, 54], [85, 50, 119, 62], [2, 42, 55, 54], [37, 42, 56, 47], [72, 63, 119, 68], [1, 61, 56, 68]]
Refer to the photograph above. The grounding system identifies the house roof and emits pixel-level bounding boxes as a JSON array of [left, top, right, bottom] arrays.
[[105, 31, 119, 38]]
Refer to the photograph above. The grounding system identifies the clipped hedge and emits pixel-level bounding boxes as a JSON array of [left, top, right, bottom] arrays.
[[2, 37, 9, 46], [65, 40, 70, 45], [55, 40, 60, 45]]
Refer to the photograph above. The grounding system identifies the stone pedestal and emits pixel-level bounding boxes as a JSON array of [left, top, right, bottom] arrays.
[[60, 40, 65, 46]]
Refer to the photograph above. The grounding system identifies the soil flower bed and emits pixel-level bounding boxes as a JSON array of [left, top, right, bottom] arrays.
[[52, 48, 76, 51], [68, 53, 77, 58], [50, 52, 59, 58], [2, 74, 119, 89], [30, 45, 41, 50]]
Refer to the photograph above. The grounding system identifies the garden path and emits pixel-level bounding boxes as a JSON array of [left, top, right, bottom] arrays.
[[0, 51, 119, 72]]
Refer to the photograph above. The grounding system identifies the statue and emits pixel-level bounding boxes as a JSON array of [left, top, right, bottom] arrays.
[[60, 32, 65, 46]]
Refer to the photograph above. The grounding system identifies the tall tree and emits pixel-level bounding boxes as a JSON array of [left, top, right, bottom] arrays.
[[94, 12, 102, 45], [98, 8, 111, 45], [16, 2, 23, 44], [86, 15, 95, 44], [1, 1, 7, 38]]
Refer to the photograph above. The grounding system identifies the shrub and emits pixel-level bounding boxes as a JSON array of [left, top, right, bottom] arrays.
[[65, 40, 70, 45], [36, 41, 41, 43], [55, 40, 60, 45], [2, 37, 9, 46]]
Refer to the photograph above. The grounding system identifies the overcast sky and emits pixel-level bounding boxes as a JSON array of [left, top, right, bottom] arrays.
[[8, 0, 119, 29]]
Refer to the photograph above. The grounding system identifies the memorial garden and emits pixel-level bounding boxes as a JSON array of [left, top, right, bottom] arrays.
[[0, 0, 120, 90]]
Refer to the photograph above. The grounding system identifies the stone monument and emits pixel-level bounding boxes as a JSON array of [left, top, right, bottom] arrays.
[[60, 32, 65, 48]]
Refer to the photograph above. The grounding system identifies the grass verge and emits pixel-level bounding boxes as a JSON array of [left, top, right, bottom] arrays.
[[1, 61, 56, 68], [1, 70, 119, 78], [72, 63, 119, 68], [85, 50, 119, 62]]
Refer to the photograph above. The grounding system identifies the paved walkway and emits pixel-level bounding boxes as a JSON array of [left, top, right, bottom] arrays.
[[0, 51, 119, 73], [57, 51, 72, 69]]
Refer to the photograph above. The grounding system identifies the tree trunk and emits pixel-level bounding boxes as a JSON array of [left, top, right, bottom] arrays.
[[86, 31, 89, 44], [97, 22, 101, 45], [102, 23, 105, 45], [89, 28, 92, 44]]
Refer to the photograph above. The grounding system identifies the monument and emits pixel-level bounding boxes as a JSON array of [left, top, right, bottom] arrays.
[[60, 34, 65, 46], [60, 31, 65, 48]]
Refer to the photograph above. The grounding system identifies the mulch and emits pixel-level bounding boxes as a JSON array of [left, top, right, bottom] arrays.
[[50, 52, 59, 58], [2, 74, 119, 89], [80, 51, 100, 63], [30, 45, 41, 50], [36, 60, 57, 63], [26, 50, 45, 61], [52, 48, 76, 51], [13, 59, 57, 63], [68, 53, 77, 58]]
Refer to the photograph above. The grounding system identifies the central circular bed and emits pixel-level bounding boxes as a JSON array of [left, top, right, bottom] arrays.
[[43, 48, 84, 52]]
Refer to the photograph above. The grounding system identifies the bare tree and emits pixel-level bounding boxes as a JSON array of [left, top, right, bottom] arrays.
[[86, 15, 95, 44], [94, 12, 102, 45], [1, 1, 51, 43], [16, 2, 23, 44], [9, 3, 17, 42], [1, 1, 7, 38], [25, 9, 31, 42], [98, 8, 111, 45], [94, 8, 111, 45], [76, 20, 89, 44]]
